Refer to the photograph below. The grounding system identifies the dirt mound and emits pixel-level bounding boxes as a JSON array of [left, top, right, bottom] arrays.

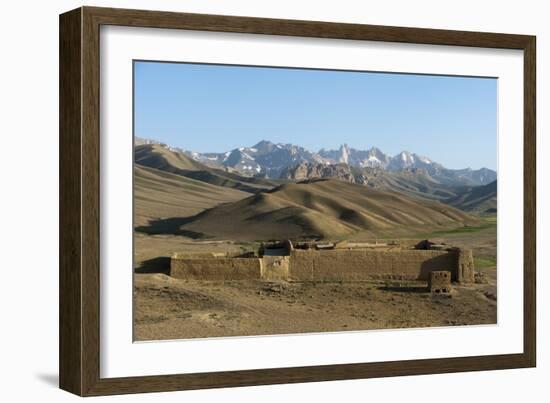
[[134, 165, 248, 227], [172, 179, 480, 240], [135, 144, 276, 193], [447, 180, 497, 213]]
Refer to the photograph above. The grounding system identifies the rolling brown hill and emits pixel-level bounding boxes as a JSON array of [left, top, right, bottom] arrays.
[[135, 144, 276, 193], [447, 180, 497, 213], [151, 178, 480, 241], [358, 167, 459, 201], [282, 162, 462, 202], [134, 165, 249, 227]]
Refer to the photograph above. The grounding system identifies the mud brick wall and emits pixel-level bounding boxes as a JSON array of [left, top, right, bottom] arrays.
[[457, 249, 475, 283], [428, 271, 452, 293], [170, 248, 475, 283], [289, 249, 461, 282], [261, 256, 290, 281], [170, 257, 262, 280], [172, 252, 228, 259]]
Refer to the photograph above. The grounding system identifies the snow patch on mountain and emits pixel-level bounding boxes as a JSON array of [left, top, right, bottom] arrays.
[[175, 139, 495, 185]]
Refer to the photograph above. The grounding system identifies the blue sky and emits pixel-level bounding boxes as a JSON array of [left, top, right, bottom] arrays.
[[134, 61, 497, 170]]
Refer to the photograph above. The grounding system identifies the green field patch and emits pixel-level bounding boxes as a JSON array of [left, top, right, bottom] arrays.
[[480, 214, 497, 223], [419, 222, 495, 238], [474, 255, 497, 269]]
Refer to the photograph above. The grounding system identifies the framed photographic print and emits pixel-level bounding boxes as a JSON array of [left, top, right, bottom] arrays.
[[59, 6, 536, 396]]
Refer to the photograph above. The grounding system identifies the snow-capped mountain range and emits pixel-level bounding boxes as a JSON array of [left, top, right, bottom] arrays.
[[135, 138, 496, 186]]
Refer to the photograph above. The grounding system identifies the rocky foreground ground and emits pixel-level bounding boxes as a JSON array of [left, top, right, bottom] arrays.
[[134, 273, 497, 341]]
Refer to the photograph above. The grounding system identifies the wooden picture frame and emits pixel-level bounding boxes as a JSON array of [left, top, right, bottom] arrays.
[[59, 6, 536, 396]]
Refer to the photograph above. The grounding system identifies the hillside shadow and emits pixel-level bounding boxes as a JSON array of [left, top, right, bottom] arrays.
[[135, 256, 171, 274], [135, 216, 206, 238], [377, 253, 458, 293], [419, 253, 458, 281], [379, 285, 428, 293]]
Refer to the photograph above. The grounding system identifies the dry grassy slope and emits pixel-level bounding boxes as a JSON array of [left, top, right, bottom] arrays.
[[134, 165, 248, 226], [135, 143, 207, 171], [285, 163, 471, 203], [180, 179, 480, 241], [135, 144, 276, 193], [447, 180, 497, 213], [361, 169, 459, 201]]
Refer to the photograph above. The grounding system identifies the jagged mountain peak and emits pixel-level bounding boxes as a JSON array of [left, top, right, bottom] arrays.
[[159, 139, 495, 186], [396, 150, 413, 158], [338, 143, 351, 164], [253, 139, 274, 147], [251, 140, 276, 153]]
